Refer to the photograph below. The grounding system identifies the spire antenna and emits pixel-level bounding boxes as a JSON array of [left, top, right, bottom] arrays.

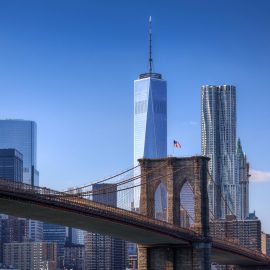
[[139, 16, 162, 79], [149, 16, 153, 74]]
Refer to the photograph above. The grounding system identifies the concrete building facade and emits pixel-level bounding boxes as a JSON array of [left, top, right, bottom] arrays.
[[3, 242, 57, 270], [210, 215, 261, 252], [64, 243, 85, 270], [261, 232, 270, 256]]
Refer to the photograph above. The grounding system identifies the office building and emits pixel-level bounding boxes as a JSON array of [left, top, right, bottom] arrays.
[[0, 120, 39, 186], [0, 120, 42, 241], [3, 242, 57, 270], [133, 17, 167, 209], [237, 139, 250, 219], [85, 184, 126, 270], [65, 188, 86, 245], [201, 85, 249, 219], [210, 214, 261, 251], [64, 243, 85, 270], [0, 150, 25, 263], [261, 232, 270, 256], [0, 149, 23, 182], [0, 217, 28, 263], [43, 223, 67, 268]]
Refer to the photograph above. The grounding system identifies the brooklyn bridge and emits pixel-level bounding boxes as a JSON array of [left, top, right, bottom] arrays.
[[0, 156, 269, 270]]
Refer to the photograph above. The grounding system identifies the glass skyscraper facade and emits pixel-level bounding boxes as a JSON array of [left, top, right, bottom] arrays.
[[201, 85, 249, 219], [0, 120, 39, 186], [133, 74, 167, 208], [43, 223, 67, 267], [0, 149, 23, 182], [0, 120, 42, 241]]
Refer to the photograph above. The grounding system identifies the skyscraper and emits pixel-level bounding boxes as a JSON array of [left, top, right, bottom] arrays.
[[0, 120, 39, 186], [201, 85, 246, 219], [237, 138, 250, 219], [0, 120, 42, 241], [0, 149, 23, 182], [133, 17, 167, 208], [85, 184, 126, 270], [43, 223, 67, 268], [0, 216, 28, 263]]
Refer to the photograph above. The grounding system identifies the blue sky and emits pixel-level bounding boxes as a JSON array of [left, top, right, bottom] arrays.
[[0, 0, 269, 231]]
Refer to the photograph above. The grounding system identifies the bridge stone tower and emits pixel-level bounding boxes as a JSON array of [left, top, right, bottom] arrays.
[[138, 156, 211, 270]]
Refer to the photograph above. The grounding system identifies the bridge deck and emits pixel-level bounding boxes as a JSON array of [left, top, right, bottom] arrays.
[[0, 180, 270, 266]]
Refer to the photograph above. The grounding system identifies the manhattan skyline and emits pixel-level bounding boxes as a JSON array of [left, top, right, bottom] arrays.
[[0, 0, 269, 232]]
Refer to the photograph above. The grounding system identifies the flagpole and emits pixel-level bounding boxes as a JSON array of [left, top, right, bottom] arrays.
[[172, 141, 174, 157]]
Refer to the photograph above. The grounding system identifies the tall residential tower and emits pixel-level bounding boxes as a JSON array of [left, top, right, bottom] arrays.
[[201, 85, 249, 219], [133, 17, 167, 208]]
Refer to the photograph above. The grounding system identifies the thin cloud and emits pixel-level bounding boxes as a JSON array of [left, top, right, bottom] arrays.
[[250, 169, 270, 183]]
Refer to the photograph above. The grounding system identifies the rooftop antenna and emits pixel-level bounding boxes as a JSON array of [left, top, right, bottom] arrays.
[[139, 16, 161, 79], [149, 16, 153, 74]]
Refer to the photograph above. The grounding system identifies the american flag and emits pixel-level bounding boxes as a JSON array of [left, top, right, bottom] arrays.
[[173, 140, 181, 148]]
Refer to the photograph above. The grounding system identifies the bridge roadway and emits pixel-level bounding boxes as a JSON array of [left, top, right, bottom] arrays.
[[0, 179, 270, 267]]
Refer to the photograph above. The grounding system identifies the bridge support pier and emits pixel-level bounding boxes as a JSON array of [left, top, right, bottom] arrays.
[[138, 243, 211, 270]]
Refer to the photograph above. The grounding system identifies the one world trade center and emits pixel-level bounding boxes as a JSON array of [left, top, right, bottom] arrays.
[[133, 17, 167, 209]]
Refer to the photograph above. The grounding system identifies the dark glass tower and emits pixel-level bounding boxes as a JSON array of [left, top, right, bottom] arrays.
[[0, 149, 23, 182], [0, 120, 39, 186]]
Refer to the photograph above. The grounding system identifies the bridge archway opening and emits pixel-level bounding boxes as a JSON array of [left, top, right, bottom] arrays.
[[154, 182, 167, 221], [180, 181, 195, 228]]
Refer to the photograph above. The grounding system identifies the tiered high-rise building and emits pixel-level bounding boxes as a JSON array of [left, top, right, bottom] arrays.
[[201, 85, 249, 219]]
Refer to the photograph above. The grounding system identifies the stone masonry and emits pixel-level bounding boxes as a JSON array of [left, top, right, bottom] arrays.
[[138, 156, 211, 270]]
